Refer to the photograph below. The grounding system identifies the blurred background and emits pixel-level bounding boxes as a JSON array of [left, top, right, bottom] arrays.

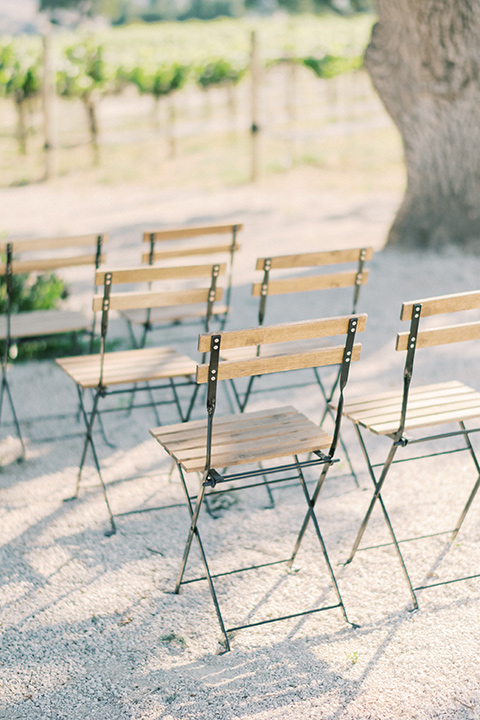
[[0, 0, 405, 194]]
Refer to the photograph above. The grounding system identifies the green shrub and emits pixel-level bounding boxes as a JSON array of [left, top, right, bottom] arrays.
[[0, 265, 86, 361]]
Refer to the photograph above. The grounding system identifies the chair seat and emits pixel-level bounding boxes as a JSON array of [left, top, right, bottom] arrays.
[[56, 346, 197, 389], [0, 309, 90, 341], [122, 303, 228, 327], [339, 380, 480, 436], [150, 405, 332, 473]]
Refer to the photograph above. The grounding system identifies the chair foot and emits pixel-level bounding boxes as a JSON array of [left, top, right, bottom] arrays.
[[63, 494, 78, 503], [104, 526, 116, 537]]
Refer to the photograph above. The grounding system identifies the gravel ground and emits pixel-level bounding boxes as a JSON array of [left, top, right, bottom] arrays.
[[1, 173, 480, 719]]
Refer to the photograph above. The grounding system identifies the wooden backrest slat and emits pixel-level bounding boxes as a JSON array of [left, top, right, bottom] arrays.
[[143, 223, 243, 243], [13, 254, 104, 275], [93, 287, 223, 312], [96, 263, 227, 286], [396, 321, 480, 351], [252, 269, 369, 297], [198, 314, 367, 352], [143, 243, 240, 263], [255, 247, 374, 271], [0, 233, 107, 253], [196, 344, 362, 383], [401, 291, 480, 320]]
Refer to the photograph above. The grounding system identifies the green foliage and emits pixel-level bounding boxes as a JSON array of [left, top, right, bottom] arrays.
[[0, 273, 67, 314], [128, 61, 190, 98], [302, 53, 362, 78], [56, 40, 114, 98], [0, 263, 77, 360], [196, 57, 247, 89], [0, 42, 41, 102]]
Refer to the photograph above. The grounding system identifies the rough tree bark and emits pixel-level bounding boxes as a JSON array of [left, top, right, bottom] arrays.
[[366, 1, 480, 249]]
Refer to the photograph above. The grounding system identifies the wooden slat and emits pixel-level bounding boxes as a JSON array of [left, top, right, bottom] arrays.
[[180, 434, 331, 473], [220, 337, 330, 361], [343, 382, 471, 416], [143, 222, 243, 242], [400, 290, 480, 320], [57, 346, 197, 388], [196, 344, 361, 383], [96, 262, 226, 286], [176, 426, 328, 467], [0, 309, 90, 340], [252, 269, 369, 297], [151, 405, 331, 473], [92, 287, 222, 312], [342, 381, 464, 412], [0, 233, 107, 253], [341, 381, 480, 436], [143, 243, 240, 263], [12, 254, 102, 275], [154, 407, 303, 448], [347, 390, 480, 428], [396, 321, 480, 350], [198, 314, 367, 352], [122, 303, 228, 326], [255, 247, 374, 271], [151, 405, 299, 438]]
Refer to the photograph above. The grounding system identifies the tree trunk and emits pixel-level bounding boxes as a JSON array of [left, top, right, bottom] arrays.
[[366, 1, 480, 249], [83, 94, 99, 166], [15, 97, 27, 155]]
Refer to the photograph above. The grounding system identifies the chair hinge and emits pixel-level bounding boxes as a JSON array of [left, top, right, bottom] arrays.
[[203, 469, 224, 488], [313, 450, 338, 463], [394, 437, 409, 447]]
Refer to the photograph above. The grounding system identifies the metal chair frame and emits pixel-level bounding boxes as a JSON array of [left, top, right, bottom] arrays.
[[151, 312, 366, 650], [57, 262, 225, 536], [324, 291, 480, 609]]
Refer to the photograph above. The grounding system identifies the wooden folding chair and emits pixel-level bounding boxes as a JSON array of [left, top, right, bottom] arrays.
[[319, 290, 480, 609], [150, 312, 366, 650], [56, 262, 226, 536], [123, 222, 242, 347], [224, 247, 373, 484], [0, 233, 107, 457]]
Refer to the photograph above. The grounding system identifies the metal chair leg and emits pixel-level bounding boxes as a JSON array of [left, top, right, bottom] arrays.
[[175, 466, 230, 650], [0, 364, 26, 460], [65, 385, 116, 536], [294, 456, 354, 626]]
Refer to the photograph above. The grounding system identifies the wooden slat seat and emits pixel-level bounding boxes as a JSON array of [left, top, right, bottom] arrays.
[[57, 346, 197, 389], [151, 405, 332, 474], [0, 309, 90, 341], [341, 380, 480, 436]]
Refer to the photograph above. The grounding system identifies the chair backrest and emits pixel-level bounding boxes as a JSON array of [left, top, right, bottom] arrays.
[[1, 234, 108, 354], [93, 263, 226, 380], [253, 248, 373, 324], [196, 313, 367, 472], [141, 222, 242, 316], [1, 233, 108, 276], [395, 290, 480, 437]]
